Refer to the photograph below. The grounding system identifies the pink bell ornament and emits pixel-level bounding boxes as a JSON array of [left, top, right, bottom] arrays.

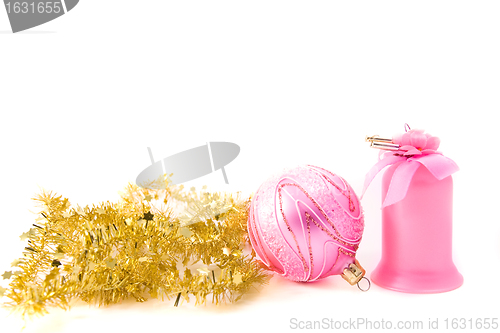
[[248, 165, 369, 290], [363, 125, 463, 293]]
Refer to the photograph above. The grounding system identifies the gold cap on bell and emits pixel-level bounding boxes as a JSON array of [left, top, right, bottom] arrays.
[[365, 135, 400, 151]]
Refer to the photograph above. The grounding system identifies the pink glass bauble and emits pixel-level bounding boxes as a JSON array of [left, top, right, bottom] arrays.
[[248, 165, 365, 282]]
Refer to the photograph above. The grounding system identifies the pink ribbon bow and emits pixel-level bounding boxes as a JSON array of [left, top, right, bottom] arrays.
[[362, 130, 459, 208]]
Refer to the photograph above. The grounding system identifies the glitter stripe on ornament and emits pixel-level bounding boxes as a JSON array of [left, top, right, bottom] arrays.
[[308, 165, 358, 214], [248, 199, 284, 275]]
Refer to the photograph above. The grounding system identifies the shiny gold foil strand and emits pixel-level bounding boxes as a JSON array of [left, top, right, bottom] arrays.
[[1, 179, 271, 319]]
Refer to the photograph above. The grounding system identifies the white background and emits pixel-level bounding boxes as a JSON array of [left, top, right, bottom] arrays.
[[1, 1, 499, 332]]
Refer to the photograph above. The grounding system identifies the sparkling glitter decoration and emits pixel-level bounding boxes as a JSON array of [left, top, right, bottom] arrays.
[[248, 165, 365, 282], [0, 177, 271, 319]]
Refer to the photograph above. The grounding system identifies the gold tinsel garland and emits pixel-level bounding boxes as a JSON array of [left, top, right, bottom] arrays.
[[0, 179, 271, 318]]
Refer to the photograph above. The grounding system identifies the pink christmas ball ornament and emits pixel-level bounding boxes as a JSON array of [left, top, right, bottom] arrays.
[[248, 165, 368, 287]]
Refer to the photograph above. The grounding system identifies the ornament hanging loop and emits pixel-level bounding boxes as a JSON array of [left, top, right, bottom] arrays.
[[357, 277, 371, 292], [404, 123, 411, 132]]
